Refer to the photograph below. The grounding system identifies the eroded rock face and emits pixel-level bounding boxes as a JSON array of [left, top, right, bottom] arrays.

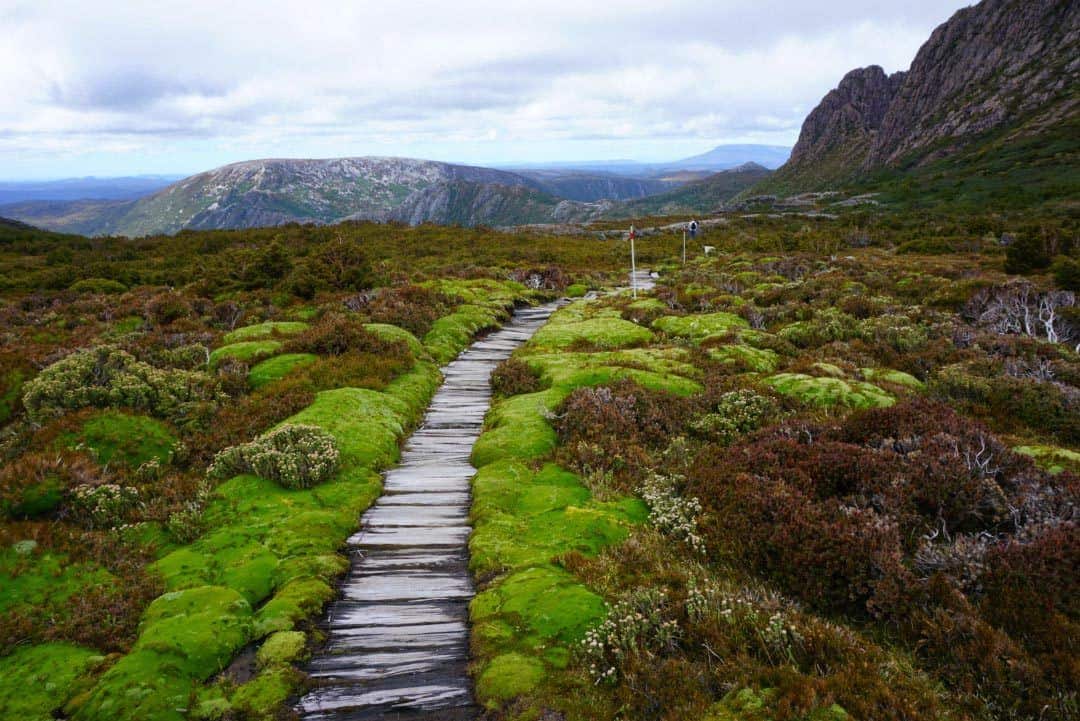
[[776, 0, 1079, 186], [783, 66, 905, 184], [868, 0, 1080, 168]]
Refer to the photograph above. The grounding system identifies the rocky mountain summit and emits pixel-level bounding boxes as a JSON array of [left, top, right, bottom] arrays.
[[766, 0, 1079, 195]]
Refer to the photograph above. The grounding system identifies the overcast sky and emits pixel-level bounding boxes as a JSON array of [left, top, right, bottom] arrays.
[[0, 0, 973, 179]]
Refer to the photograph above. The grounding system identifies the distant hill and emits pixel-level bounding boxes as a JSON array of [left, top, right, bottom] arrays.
[[758, 0, 1080, 209], [667, 145, 790, 171], [386, 181, 564, 226], [0, 176, 181, 204], [606, 163, 773, 219], [0, 158, 546, 236], [512, 170, 675, 201]]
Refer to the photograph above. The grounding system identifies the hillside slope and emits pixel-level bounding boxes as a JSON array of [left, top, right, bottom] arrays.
[[760, 0, 1079, 206], [606, 163, 772, 218], [2, 158, 543, 237]]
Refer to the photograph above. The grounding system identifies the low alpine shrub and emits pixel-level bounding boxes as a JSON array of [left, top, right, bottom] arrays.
[[209, 423, 340, 489]]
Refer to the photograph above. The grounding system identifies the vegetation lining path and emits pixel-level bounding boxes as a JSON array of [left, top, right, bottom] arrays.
[[297, 302, 560, 720]]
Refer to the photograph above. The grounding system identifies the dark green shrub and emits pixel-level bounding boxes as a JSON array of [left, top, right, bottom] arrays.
[[490, 357, 543, 396], [20, 346, 222, 425]]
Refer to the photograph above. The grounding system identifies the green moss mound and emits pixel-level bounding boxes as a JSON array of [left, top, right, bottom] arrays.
[[223, 321, 309, 344], [1015, 445, 1080, 475], [708, 344, 780, 373], [364, 323, 426, 359], [764, 373, 894, 409], [209, 340, 282, 367], [70, 586, 253, 721], [248, 353, 317, 388], [476, 653, 546, 707], [652, 312, 749, 341], [64, 409, 177, 468], [0, 643, 100, 721], [704, 687, 849, 721], [530, 317, 654, 351], [860, 367, 925, 390]]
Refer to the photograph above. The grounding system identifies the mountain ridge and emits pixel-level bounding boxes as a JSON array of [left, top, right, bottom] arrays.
[[759, 0, 1079, 205]]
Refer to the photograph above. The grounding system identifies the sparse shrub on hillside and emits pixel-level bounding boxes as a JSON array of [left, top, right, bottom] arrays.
[[0, 450, 104, 519], [367, 284, 455, 337], [581, 588, 680, 684], [691, 389, 780, 445], [209, 423, 340, 489], [490, 357, 543, 396], [66, 483, 140, 530], [638, 473, 705, 554], [144, 291, 194, 327], [21, 346, 222, 425], [284, 313, 410, 358]]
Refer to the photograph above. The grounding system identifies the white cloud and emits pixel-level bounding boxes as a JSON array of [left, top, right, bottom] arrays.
[[0, 0, 973, 177]]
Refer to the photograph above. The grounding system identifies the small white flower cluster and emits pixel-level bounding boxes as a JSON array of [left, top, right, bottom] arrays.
[[638, 472, 706, 554], [687, 579, 804, 664], [68, 483, 139, 529], [580, 588, 680, 685], [209, 424, 340, 489]]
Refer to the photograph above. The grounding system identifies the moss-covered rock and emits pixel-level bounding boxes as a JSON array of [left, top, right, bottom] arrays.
[[1014, 445, 1080, 475], [530, 317, 654, 351]]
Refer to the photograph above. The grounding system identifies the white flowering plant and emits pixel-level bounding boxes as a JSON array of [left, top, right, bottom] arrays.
[[209, 423, 340, 489], [580, 588, 680, 685], [638, 472, 706, 555]]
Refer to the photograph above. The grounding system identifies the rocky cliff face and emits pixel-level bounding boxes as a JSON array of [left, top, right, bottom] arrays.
[[868, 0, 1079, 168], [784, 66, 905, 184], [767, 0, 1079, 192]]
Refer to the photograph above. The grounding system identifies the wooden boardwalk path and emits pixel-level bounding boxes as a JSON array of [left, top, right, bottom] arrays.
[[297, 302, 559, 720]]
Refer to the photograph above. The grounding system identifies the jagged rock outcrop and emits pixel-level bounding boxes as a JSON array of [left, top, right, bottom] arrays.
[[867, 0, 1079, 167], [783, 66, 905, 185], [765, 0, 1079, 193]]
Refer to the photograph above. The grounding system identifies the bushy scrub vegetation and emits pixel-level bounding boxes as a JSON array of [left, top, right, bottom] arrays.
[[468, 248, 1077, 721], [1, 212, 1076, 721], [209, 424, 340, 489]]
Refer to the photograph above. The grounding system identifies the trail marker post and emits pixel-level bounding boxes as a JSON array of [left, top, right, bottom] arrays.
[[629, 224, 637, 299], [682, 230, 687, 265]]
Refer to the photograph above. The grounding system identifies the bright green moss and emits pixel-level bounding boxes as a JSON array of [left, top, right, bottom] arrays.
[[248, 353, 317, 388], [476, 653, 546, 708], [364, 322, 426, 359], [472, 565, 607, 646], [70, 587, 253, 721], [0, 643, 101, 721], [209, 340, 281, 367], [529, 317, 654, 351], [526, 349, 702, 396], [565, 283, 588, 298], [652, 312, 749, 342], [861, 367, 926, 390], [471, 389, 564, 467], [470, 461, 645, 576], [0, 548, 112, 614], [229, 668, 299, 720], [708, 344, 780, 373], [424, 304, 506, 363], [765, 373, 894, 409], [255, 631, 307, 669], [1015, 445, 1080, 475], [223, 321, 308, 344], [63, 409, 177, 468]]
